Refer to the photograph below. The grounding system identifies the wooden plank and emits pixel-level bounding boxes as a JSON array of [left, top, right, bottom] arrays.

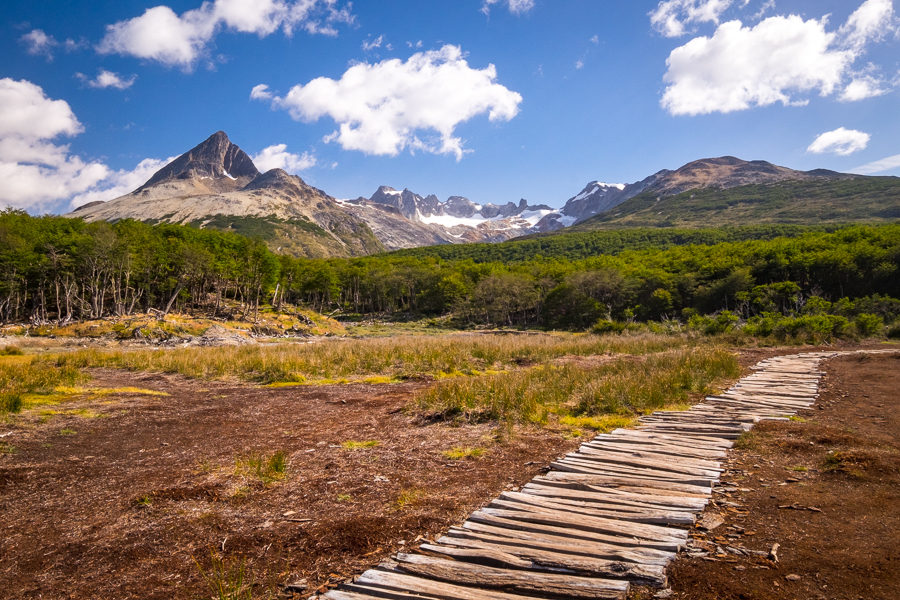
[[549, 459, 717, 487], [570, 448, 723, 475], [539, 471, 713, 496], [352, 569, 545, 600], [553, 456, 718, 485], [522, 482, 709, 511], [476, 503, 688, 544], [496, 491, 695, 526], [583, 438, 726, 460], [465, 509, 684, 551], [521, 481, 706, 514], [452, 521, 675, 565], [391, 553, 629, 600], [600, 430, 732, 450], [421, 541, 666, 587]]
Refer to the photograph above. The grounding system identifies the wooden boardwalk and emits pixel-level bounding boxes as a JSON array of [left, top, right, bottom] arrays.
[[316, 351, 879, 599]]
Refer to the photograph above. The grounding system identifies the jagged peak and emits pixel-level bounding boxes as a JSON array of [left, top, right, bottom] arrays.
[[137, 131, 260, 191]]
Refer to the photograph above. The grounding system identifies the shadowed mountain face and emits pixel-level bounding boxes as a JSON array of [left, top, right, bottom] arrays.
[[139, 131, 259, 191]]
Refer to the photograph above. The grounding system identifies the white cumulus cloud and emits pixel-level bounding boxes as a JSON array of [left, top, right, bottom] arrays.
[[840, 74, 888, 101], [254, 45, 523, 161], [661, 0, 898, 116], [662, 16, 850, 115], [650, 0, 734, 37], [852, 153, 900, 174], [481, 0, 535, 16], [77, 69, 137, 90], [807, 127, 871, 156], [69, 156, 176, 209], [0, 78, 110, 212], [251, 144, 316, 173], [98, 0, 353, 68]]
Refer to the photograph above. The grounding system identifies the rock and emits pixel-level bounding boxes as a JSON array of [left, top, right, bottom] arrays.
[[699, 512, 726, 531], [785, 574, 801, 581]]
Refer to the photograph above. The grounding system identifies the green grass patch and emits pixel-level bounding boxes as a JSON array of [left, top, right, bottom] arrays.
[[58, 428, 76, 436], [442, 446, 485, 460], [336, 493, 353, 502], [559, 414, 638, 433], [0, 357, 85, 417], [341, 440, 380, 450], [417, 347, 739, 428], [394, 488, 427, 509], [235, 450, 287, 484]]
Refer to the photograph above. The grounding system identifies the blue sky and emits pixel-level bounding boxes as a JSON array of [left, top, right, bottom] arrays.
[[3, 0, 899, 214]]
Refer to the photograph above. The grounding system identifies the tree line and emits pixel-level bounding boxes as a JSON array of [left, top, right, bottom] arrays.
[[1, 209, 898, 330]]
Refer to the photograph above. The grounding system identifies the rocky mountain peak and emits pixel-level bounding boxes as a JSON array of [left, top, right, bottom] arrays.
[[138, 130, 259, 191]]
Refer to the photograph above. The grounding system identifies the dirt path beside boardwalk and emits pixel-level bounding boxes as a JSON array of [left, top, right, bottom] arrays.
[[652, 352, 900, 600]]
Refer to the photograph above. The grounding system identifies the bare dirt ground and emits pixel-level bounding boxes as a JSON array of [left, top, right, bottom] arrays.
[[1, 342, 895, 600], [0, 370, 583, 599], [652, 352, 900, 600]]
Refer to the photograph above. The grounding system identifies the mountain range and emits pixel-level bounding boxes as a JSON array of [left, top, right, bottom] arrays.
[[70, 131, 899, 256]]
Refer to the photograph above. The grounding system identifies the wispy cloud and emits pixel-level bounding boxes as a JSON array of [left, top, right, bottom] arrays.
[[852, 153, 900, 174]]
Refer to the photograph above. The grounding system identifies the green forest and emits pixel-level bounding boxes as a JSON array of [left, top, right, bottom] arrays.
[[2, 210, 898, 336]]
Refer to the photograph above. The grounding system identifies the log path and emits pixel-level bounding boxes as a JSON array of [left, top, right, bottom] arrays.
[[317, 350, 892, 600]]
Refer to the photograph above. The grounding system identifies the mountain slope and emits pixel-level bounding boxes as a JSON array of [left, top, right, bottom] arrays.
[[340, 185, 559, 246], [570, 175, 900, 230], [71, 132, 383, 257]]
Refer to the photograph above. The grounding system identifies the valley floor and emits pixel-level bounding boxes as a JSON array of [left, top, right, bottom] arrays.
[[0, 341, 896, 599], [0, 367, 581, 599]]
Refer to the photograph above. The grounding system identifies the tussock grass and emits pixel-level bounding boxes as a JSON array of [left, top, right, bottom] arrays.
[[394, 488, 427, 509], [44, 332, 687, 384], [341, 440, 380, 450], [0, 357, 85, 417], [417, 347, 739, 427], [442, 446, 485, 460], [194, 551, 254, 600], [235, 451, 287, 484]]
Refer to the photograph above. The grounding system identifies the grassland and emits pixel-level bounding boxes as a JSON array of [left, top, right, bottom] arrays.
[[44, 332, 691, 385], [417, 347, 739, 428]]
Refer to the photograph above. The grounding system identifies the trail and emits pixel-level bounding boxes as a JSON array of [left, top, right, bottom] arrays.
[[317, 350, 897, 599]]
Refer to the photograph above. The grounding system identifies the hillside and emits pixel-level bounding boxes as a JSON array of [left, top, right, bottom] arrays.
[[70, 132, 385, 258], [571, 176, 900, 230]]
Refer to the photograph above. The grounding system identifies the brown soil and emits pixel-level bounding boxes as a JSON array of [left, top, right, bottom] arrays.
[[0, 370, 581, 599], [654, 352, 900, 600]]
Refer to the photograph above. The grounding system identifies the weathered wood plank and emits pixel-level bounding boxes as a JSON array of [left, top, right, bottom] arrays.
[[496, 490, 695, 526], [451, 521, 675, 565], [465, 509, 684, 551], [392, 553, 629, 600], [522, 482, 709, 511], [423, 538, 668, 587], [539, 471, 713, 496], [353, 569, 545, 600], [476, 503, 688, 544]]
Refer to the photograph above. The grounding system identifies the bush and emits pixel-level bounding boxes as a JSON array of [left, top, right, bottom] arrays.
[[854, 313, 884, 337], [591, 319, 626, 334], [688, 311, 739, 335], [887, 320, 900, 339], [773, 314, 850, 342]]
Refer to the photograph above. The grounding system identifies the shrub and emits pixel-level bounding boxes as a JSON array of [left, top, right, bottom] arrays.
[[854, 313, 884, 337]]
